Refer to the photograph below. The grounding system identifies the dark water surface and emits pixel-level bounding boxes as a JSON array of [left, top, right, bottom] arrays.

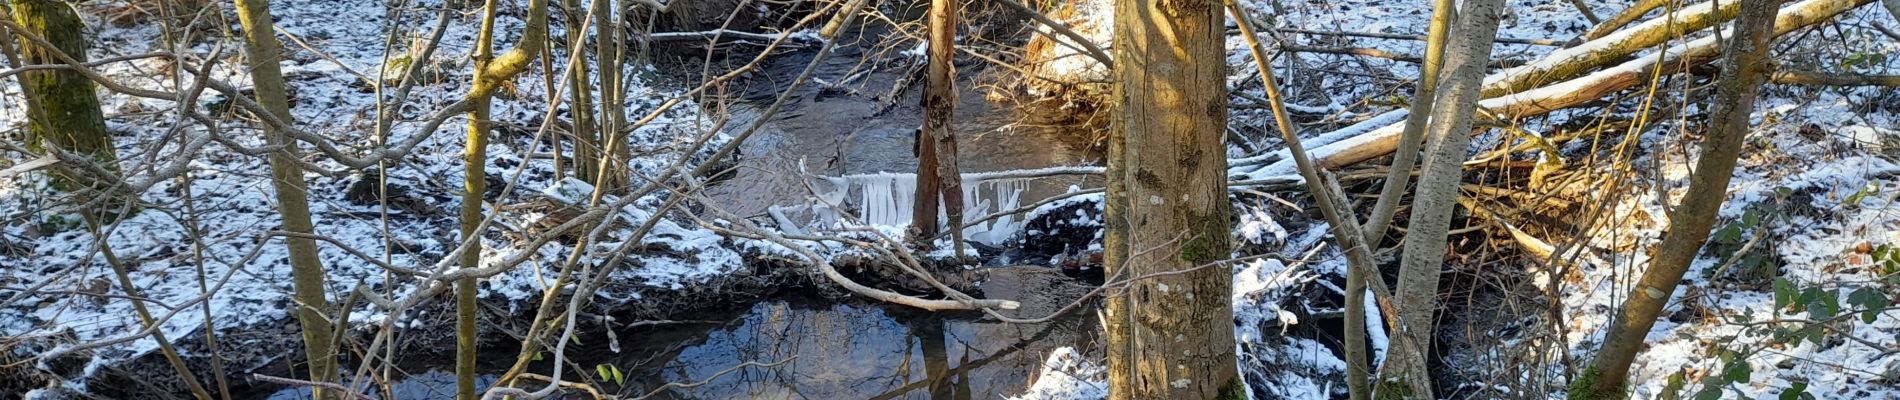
[[263, 268, 1098, 399]]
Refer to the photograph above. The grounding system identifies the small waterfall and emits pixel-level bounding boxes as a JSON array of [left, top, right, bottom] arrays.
[[794, 173, 1033, 245]]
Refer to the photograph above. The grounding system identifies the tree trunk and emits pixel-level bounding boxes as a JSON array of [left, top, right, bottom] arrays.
[[1103, 0, 1239, 397], [924, 0, 964, 259], [455, 0, 548, 395], [230, 0, 338, 397], [458, 0, 504, 398], [564, 0, 601, 186], [595, 0, 629, 193], [1225, 2, 1400, 398], [1381, 0, 1506, 396], [1363, 0, 1456, 246], [1573, 0, 1781, 396], [914, 128, 941, 239], [10, 0, 118, 192]]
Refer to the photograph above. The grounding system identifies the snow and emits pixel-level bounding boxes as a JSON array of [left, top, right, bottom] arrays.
[[0, 0, 741, 383], [3, 0, 1898, 397], [1009, 347, 1109, 400]]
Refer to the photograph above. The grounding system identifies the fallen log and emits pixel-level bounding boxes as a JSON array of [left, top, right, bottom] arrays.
[[1771, 67, 1900, 86], [1483, 0, 1742, 96], [1236, 0, 1874, 180]]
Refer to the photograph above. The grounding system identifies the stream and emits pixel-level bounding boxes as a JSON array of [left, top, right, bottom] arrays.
[[262, 17, 1105, 400], [261, 268, 1099, 400]]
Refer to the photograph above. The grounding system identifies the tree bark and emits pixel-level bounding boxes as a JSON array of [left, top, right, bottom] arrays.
[[458, 0, 548, 396], [230, 0, 338, 397], [924, 0, 964, 259], [1363, 0, 1456, 246], [1103, 0, 1239, 398], [1574, 0, 1781, 396], [1381, 0, 1507, 396], [1484, 0, 1742, 97], [457, 1, 502, 398], [564, 0, 601, 185], [10, 0, 118, 192], [1581, 0, 1670, 40], [594, 0, 629, 193]]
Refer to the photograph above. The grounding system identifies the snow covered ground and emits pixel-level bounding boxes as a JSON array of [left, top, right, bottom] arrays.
[[1008, 0, 1900, 399], [1, 0, 741, 392], [2, 0, 1897, 398]]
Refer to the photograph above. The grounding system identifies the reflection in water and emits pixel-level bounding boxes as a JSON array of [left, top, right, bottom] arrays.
[[262, 295, 1096, 400], [626, 301, 1090, 399], [263, 370, 495, 400]]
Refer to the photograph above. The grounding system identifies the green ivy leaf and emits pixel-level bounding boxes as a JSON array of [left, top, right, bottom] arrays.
[[1847, 286, 1889, 323], [1723, 361, 1752, 384], [1802, 288, 1838, 320], [1775, 278, 1799, 310], [1694, 387, 1724, 400], [1714, 225, 1744, 243], [1662, 370, 1688, 400], [1780, 382, 1808, 400]]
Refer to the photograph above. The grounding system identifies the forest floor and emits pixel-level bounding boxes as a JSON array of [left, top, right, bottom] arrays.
[[0, 0, 1897, 399]]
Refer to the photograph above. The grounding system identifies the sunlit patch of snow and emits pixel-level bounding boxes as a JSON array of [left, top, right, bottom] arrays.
[[1009, 347, 1108, 400]]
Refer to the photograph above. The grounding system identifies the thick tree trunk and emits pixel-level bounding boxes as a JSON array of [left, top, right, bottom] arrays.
[[1573, 0, 1781, 396], [10, 0, 118, 192], [924, 0, 964, 258], [1103, 0, 1239, 398], [1381, 0, 1507, 396], [230, 0, 338, 397]]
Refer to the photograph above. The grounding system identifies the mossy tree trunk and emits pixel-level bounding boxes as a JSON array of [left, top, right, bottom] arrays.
[[1102, 0, 1238, 397], [459, 0, 501, 398], [455, 0, 547, 396], [230, 0, 338, 397], [1573, 0, 1781, 396], [10, 0, 118, 192]]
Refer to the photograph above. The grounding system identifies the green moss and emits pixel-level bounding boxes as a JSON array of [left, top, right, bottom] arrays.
[[1179, 234, 1219, 264], [1217, 377, 1247, 400], [1566, 366, 1628, 400], [1374, 378, 1414, 400], [1178, 208, 1232, 265]]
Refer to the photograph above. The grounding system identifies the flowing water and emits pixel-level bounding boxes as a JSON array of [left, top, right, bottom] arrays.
[[259, 26, 1105, 400], [261, 268, 1098, 399]]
